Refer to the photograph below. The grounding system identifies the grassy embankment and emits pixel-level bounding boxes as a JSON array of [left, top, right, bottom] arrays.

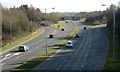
[[80, 20, 120, 70], [11, 21, 78, 72], [1, 29, 44, 52], [50, 21, 65, 30], [79, 19, 93, 28], [103, 29, 120, 70]]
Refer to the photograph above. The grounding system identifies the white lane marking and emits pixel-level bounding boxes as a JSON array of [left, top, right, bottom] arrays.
[[57, 64, 62, 71], [0, 63, 5, 66], [1, 53, 12, 62], [5, 54, 11, 57], [81, 65, 84, 68], [64, 59, 67, 62], [13, 52, 21, 56], [1, 52, 21, 61]]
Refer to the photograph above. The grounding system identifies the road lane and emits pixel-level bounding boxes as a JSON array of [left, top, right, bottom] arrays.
[[1, 21, 73, 71], [32, 21, 109, 71], [82, 28, 109, 70]]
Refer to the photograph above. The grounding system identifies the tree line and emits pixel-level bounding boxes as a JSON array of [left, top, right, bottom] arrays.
[[75, 4, 120, 42], [2, 4, 58, 46]]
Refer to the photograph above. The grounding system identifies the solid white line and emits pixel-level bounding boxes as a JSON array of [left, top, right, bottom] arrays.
[[81, 65, 84, 68], [1, 53, 12, 62], [79, 32, 86, 49], [13, 52, 21, 56], [1, 30, 44, 55], [5, 53, 11, 57], [0, 63, 5, 66]]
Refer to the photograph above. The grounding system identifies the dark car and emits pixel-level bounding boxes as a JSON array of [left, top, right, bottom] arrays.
[[61, 28, 64, 31], [84, 27, 87, 30], [49, 34, 54, 38], [65, 21, 68, 23], [75, 33, 79, 38]]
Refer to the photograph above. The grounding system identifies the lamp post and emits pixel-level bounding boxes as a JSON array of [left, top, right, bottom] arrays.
[[10, 11, 12, 45], [41, 7, 55, 55], [102, 4, 116, 63]]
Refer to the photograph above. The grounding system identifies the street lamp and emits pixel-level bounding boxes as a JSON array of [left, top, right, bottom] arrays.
[[41, 7, 55, 55], [10, 9, 12, 45], [102, 4, 116, 63]]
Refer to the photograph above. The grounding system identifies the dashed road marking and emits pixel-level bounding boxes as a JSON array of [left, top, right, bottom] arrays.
[[81, 65, 84, 68]]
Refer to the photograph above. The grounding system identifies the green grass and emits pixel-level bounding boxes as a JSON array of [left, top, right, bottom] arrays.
[[102, 28, 120, 70], [79, 20, 85, 22], [50, 21, 65, 30], [11, 21, 78, 72], [86, 25, 93, 28], [1, 29, 44, 52]]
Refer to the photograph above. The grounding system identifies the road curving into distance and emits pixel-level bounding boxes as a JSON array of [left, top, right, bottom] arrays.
[[31, 21, 109, 71], [1, 21, 73, 71]]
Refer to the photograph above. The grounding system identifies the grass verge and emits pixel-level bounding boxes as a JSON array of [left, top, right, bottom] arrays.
[[102, 28, 120, 70], [11, 21, 78, 72], [50, 21, 65, 30], [1, 29, 44, 52]]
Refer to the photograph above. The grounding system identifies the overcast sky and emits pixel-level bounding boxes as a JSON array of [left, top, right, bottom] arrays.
[[0, 0, 120, 13]]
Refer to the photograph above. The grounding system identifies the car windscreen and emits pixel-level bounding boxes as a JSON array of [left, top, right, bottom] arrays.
[[76, 34, 79, 36], [19, 46, 24, 48], [67, 42, 72, 44]]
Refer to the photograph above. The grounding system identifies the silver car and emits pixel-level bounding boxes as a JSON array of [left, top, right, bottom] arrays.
[[66, 41, 73, 48], [19, 45, 29, 52]]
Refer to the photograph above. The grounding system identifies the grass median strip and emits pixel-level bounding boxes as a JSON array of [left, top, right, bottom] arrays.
[[50, 21, 65, 30], [11, 21, 78, 72], [102, 28, 120, 70], [1, 29, 44, 52]]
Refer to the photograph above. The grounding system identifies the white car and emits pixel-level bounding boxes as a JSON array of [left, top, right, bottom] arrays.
[[19, 45, 29, 52], [66, 41, 73, 48]]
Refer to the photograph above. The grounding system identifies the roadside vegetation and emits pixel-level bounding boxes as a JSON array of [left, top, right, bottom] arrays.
[[1, 29, 43, 52], [76, 4, 120, 70], [2, 4, 58, 51], [11, 21, 78, 72], [103, 29, 120, 70], [50, 21, 65, 30]]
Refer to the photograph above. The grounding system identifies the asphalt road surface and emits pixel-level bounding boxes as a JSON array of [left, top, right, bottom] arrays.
[[31, 21, 109, 72], [1, 21, 73, 71]]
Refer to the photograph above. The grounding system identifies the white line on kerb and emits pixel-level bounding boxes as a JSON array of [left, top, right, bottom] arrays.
[[0, 63, 5, 66]]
